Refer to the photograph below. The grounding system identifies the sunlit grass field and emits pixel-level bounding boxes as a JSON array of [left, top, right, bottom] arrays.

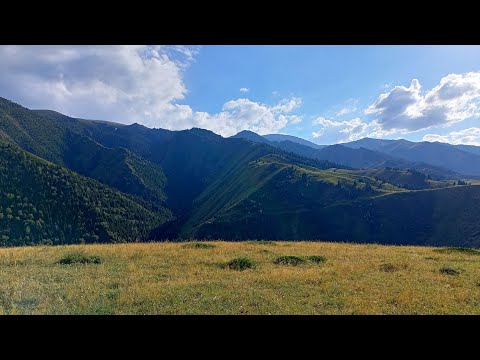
[[0, 241, 479, 314]]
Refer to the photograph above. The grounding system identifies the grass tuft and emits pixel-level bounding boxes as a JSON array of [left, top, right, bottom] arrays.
[[307, 255, 326, 264], [434, 247, 480, 255], [247, 240, 277, 246], [379, 263, 397, 272], [274, 255, 306, 266], [182, 242, 215, 249], [58, 251, 102, 265], [440, 266, 461, 276], [227, 257, 255, 271]]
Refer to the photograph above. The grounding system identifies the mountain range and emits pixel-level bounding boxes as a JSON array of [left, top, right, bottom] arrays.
[[1, 96, 480, 247]]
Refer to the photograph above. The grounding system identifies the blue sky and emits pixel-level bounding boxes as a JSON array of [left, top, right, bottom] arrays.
[[1, 45, 480, 145]]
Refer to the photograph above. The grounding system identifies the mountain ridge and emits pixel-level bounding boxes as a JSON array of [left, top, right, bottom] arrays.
[[343, 137, 480, 176]]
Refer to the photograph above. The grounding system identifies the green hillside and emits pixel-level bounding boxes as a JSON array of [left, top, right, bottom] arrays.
[[193, 181, 480, 247], [0, 142, 172, 246], [0, 99, 168, 204], [63, 133, 167, 203], [184, 155, 403, 239], [234, 130, 459, 180], [0, 98, 67, 164], [352, 168, 436, 190], [104, 127, 339, 215], [185, 156, 480, 247]]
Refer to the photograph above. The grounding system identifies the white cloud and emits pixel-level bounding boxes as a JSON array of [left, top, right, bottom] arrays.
[[287, 115, 303, 124], [310, 72, 480, 143], [271, 97, 302, 113], [0, 45, 191, 123], [336, 106, 357, 117], [334, 99, 358, 117], [240, 87, 249, 93], [312, 130, 324, 138], [209, 97, 300, 136], [312, 116, 375, 142], [0, 45, 301, 137], [366, 72, 480, 133], [423, 128, 480, 146], [136, 96, 301, 137]]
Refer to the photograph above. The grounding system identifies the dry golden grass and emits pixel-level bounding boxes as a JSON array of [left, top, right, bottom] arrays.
[[0, 241, 479, 314]]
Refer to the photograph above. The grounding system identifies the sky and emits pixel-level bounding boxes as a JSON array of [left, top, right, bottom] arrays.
[[1, 45, 480, 145]]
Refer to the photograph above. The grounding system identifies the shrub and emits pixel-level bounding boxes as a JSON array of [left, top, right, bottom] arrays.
[[247, 240, 277, 246], [434, 247, 480, 255], [379, 263, 397, 272], [307, 255, 326, 264], [227, 257, 255, 271], [182, 242, 215, 249], [274, 256, 305, 266], [58, 251, 102, 265], [440, 266, 461, 276]]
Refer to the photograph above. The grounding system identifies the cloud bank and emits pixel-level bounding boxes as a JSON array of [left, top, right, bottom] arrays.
[[312, 116, 375, 142], [366, 72, 480, 132], [423, 128, 480, 146]]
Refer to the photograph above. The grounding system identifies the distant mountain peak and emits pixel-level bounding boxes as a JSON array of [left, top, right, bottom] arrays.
[[263, 133, 325, 149], [231, 130, 271, 144], [235, 130, 261, 136]]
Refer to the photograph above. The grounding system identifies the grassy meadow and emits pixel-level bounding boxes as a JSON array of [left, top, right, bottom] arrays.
[[0, 241, 479, 314]]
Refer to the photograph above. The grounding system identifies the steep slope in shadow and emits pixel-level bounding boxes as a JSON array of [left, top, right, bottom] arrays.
[[183, 154, 394, 240], [0, 141, 172, 246]]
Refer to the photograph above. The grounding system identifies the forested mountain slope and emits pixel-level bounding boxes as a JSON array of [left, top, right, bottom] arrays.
[[0, 142, 172, 246]]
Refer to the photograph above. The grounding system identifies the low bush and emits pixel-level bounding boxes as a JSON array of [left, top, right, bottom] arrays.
[[274, 256, 305, 266], [307, 255, 326, 264], [440, 266, 461, 276], [379, 263, 397, 272], [182, 242, 215, 249], [247, 241, 277, 246], [434, 247, 480, 255], [227, 257, 255, 271], [58, 251, 102, 265]]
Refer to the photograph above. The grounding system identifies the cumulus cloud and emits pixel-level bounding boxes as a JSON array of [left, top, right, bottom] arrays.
[[0, 45, 301, 137], [312, 116, 373, 141], [240, 87, 249, 93], [0, 45, 192, 122], [209, 97, 301, 136], [423, 128, 480, 146], [366, 72, 480, 133], [311, 72, 480, 143]]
